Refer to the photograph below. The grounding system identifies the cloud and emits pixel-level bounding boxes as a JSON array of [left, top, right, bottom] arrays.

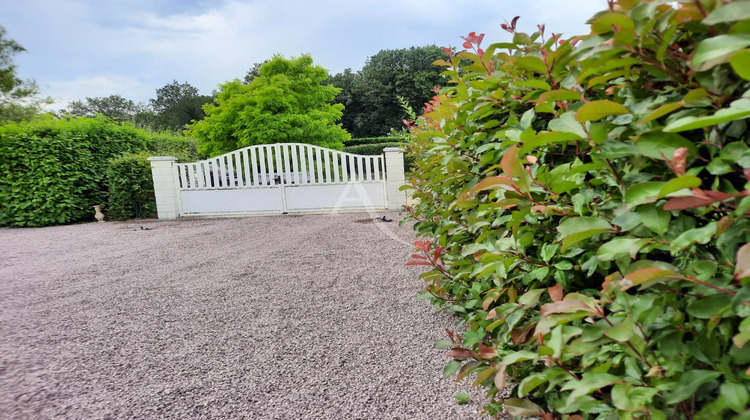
[[43, 75, 151, 111]]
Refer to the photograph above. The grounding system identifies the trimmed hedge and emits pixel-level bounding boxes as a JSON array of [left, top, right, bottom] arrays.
[[0, 116, 147, 227], [106, 153, 157, 220], [343, 136, 405, 147], [343, 142, 405, 155]]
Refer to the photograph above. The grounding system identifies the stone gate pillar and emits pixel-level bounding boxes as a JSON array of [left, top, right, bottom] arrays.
[[383, 147, 407, 210], [148, 156, 179, 219]]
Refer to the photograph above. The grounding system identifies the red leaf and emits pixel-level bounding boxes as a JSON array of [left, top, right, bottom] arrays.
[[511, 324, 534, 345], [462, 41, 473, 49], [539, 299, 592, 317], [446, 348, 476, 360], [548, 284, 564, 302], [433, 246, 444, 261], [745, 168, 750, 182], [413, 240, 431, 252], [672, 147, 687, 176], [405, 260, 433, 266], [442, 46, 452, 56], [663, 189, 746, 210], [735, 243, 750, 280], [511, 16, 520, 29], [478, 343, 497, 359]]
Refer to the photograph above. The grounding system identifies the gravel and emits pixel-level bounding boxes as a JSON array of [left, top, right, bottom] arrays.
[[0, 212, 487, 419]]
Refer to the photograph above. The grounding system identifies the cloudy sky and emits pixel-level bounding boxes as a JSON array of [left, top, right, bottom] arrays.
[[2, 0, 605, 110]]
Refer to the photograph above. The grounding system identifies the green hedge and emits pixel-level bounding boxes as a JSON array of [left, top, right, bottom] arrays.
[[105, 133, 201, 221], [343, 142, 405, 155], [405, 1, 750, 418], [106, 153, 157, 220], [0, 116, 147, 227], [343, 136, 405, 147]]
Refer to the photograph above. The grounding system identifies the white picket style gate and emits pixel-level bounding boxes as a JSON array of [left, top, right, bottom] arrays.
[[148, 143, 407, 219]]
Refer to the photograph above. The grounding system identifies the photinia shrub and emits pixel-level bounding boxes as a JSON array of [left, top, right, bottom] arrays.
[[404, 0, 750, 418]]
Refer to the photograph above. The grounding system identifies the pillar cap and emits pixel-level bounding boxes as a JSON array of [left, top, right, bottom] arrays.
[[148, 156, 177, 161], [383, 147, 405, 152]]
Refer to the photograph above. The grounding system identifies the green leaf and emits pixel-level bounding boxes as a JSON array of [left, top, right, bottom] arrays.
[[576, 100, 631, 122], [503, 398, 543, 416], [591, 12, 635, 34], [516, 56, 547, 73], [664, 370, 722, 404], [604, 317, 635, 342], [658, 175, 702, 198], [721, 381, 750, 413], [562, 229, 610, 252], [518, 131, 582, 154], [612, 383, 659, 411], [692, 34, 750, 70], [635, 132, 697, 160], [597, 237, 649, 261], [443, 360, 461, 378], [686, 294, 733, 319], [434, 339, 455, 349], [501, 350, 538, 365], [518, 288, 545, 307], [453, 393, 470, 404], [563, 372, 621, 400], [730, 49, 750, 81], [537, 89, 582, 104], [670, 221, 717, 253], [557, 216, 613, 235], [704, 2, 750, 25], [637, 204, 670, 235], [515, 79, 552, 90], [625, 182, 665, 207], [664, 99, 750, 132], [549, 111, 588, 138]]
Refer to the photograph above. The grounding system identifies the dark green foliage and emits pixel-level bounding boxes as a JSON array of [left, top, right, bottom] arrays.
[[0, 25, 49, 122], [106, 153, 157, 220], [326, 46, 448, 137], [343, 142, 404, 155], [148, 80, 213, 132], [406, 1, 750, 418], [0, 116, 147, 227], [344, 136, 405, 147]]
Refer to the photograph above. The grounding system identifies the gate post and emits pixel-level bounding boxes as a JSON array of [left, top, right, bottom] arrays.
[[383, 147, 407, 210], [148, 156, 180, 219]]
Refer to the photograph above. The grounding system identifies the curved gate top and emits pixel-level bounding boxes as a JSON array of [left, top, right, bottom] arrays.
[[148, 143, 407, 218]]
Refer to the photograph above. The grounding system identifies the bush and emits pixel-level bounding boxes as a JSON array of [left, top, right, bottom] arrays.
[[106, 153, 157, 220], [105, 133, 201, 221], [405, 1, 750, 418], [343, 136, 406, 147], [0, 116, 147, 227]]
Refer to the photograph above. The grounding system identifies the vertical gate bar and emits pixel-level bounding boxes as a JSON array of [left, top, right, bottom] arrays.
[[250, 148, 259, 186], [356, 156, 364, 182], [268, 145, 277, 185], [226, 154, 235, 187], [298, 145, 308, 183], [242, 149, 250, 187], [348, 155, 355, 182], [188, 163, 197, 189], [298, 145, 308, 184], [194, 163, 203, 188], [203, 161, 212, 188], [284, 144, 293, 185], [306, 145, 315, 183], [290, 144, 300, 184], [258, 147, 267, 186], [365, 157, 372, 181], [315, 148, 323, 184], [339, 152, 347, 182], [176, 164, 185, 189], [323, 150, 331, 183]]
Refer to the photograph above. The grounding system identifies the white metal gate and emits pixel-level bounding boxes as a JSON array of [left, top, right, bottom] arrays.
[[173, 143, 387, 216]]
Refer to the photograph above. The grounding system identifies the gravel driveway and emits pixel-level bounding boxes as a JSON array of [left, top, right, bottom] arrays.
[[0, 212, 484, 419]]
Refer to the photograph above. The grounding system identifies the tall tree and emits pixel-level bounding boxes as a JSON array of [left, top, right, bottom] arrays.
[[326, 45, 448, 137], [0, 26, 49, 122], [188, 54, 349, 156], [149, 80, 213, 131], [64, 94, 144, 122], [243, 60, 270, 84]]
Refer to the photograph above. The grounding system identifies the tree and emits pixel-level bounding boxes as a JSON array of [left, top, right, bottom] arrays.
[[0, 25, 49, 122], [64, 94, 145, 122], [188, 54, 350, 156], [149, 80, 213, 131], [243, 60, 270, 84], [326, 45, 448, 137]]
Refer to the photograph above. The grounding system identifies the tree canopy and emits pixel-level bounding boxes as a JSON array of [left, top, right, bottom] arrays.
[[65, 94, 144, 122], [326, 45, 448, 137], [0, 25, 49, 122], [148, 80, 213, 131], [188, 54, 349, 156]]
